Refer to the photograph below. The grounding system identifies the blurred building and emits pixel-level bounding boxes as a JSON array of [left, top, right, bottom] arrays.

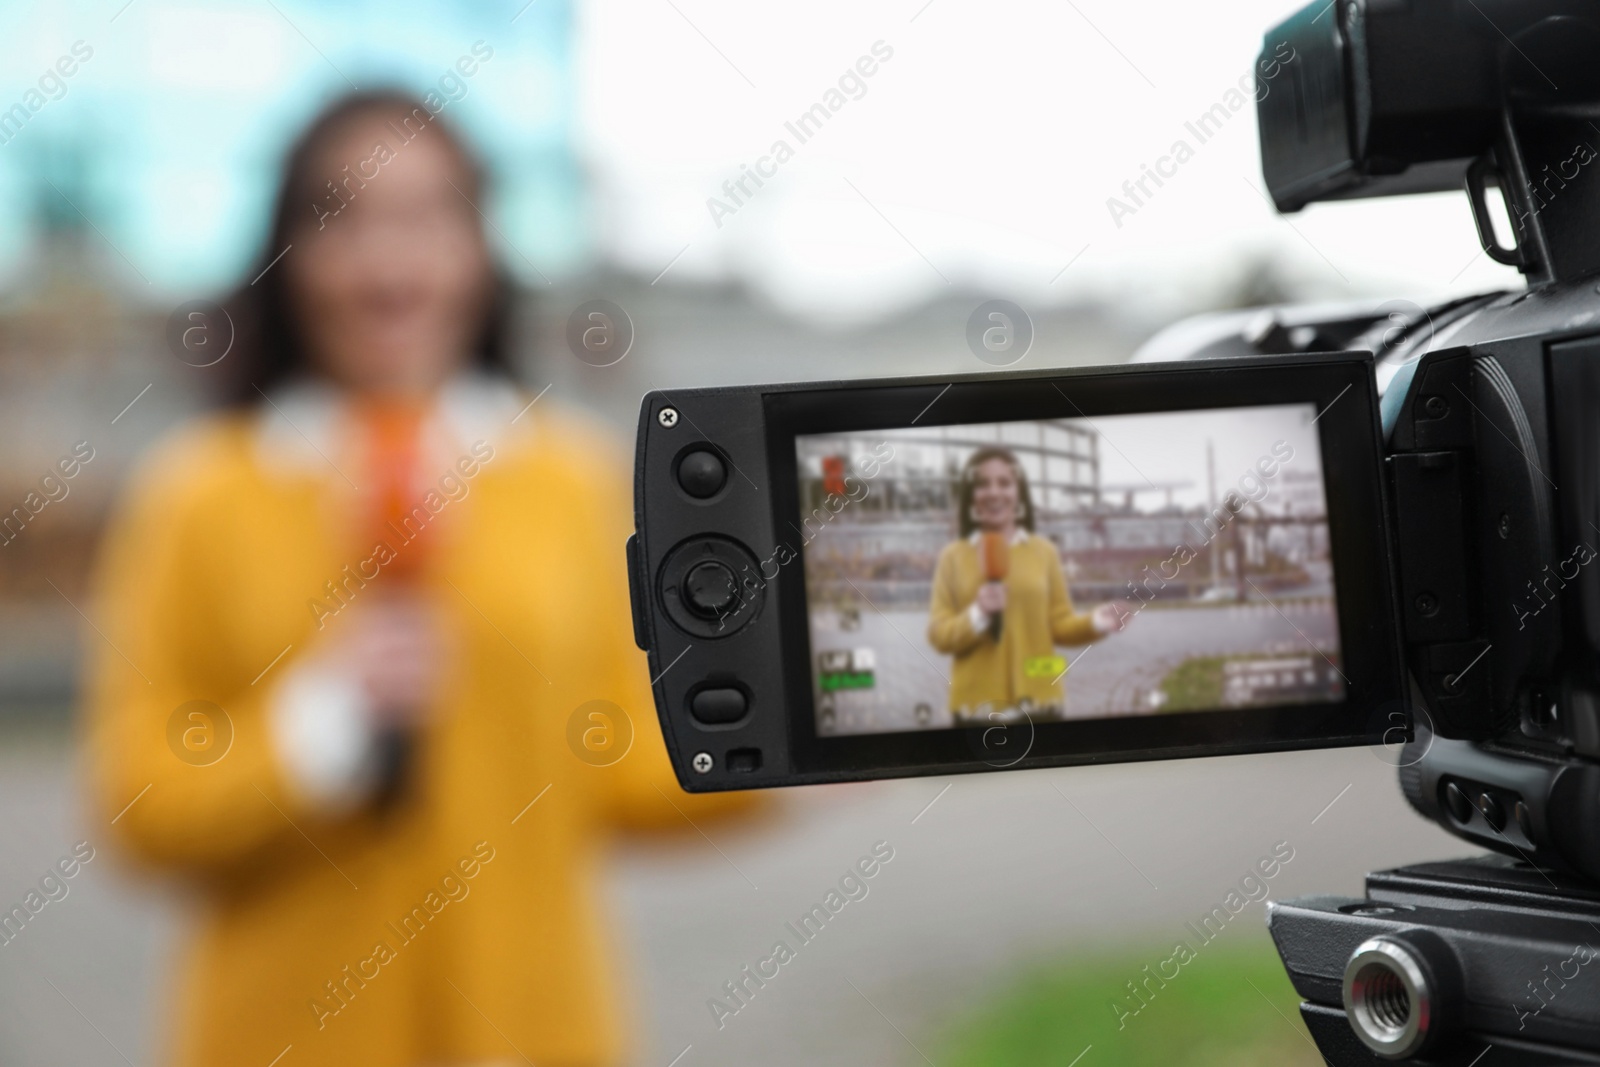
[[796, 421, 1332, 610]]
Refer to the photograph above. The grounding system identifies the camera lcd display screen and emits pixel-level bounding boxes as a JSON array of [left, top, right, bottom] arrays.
[[794, 404, 1344, 737]]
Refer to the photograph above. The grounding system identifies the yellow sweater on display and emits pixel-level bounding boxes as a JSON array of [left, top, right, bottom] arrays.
[[926, 531, 1102, 715], [85, 383, 754, 1067]]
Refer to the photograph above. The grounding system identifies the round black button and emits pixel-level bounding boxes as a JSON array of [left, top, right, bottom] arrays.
[[691, 687, 748, 724], [1444, 781, 1473, 824], [678, 449, 727, 498], [1513, 799, 1534, 839], [683, 561, 738, 617], [1477, 791, 1506, 832]]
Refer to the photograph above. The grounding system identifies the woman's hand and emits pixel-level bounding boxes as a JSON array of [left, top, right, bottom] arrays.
[[975, 581, 1007, 617], [335, 594, 448, 729], [1092, 599, 1134, 635]]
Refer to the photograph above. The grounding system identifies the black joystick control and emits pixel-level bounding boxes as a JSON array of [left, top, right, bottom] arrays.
[[657, 536, 764, 638], [683, 560, 738, 618]]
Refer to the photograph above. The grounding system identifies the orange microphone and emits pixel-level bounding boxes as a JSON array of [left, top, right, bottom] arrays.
[[359, 401, 430, 577], [980, 531, 1009, 640], [355, 400, 430, 809]]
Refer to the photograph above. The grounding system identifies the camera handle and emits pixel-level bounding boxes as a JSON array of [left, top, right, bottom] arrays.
[[1466, 152, 1529, 270], [1465, 96, 1600, 288]]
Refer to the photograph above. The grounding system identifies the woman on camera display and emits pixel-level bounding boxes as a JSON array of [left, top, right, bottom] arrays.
[[927, 447, 1128, 721]]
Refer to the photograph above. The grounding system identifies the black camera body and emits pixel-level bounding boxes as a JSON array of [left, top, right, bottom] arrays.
[[629, 0, 1600, 1061], [627, 356, 1405, 787]]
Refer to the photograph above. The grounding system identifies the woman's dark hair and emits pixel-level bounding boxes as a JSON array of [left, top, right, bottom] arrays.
[[215, 90, 516, 405], [957, 446, 1036, 537]]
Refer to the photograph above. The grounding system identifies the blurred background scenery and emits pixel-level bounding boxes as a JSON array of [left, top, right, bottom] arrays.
[[0, 0, 1523, 1064]]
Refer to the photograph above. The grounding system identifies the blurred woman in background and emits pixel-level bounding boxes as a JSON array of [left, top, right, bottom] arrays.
[[927, 446, 1128, 722], [86, 91, 751, 1067]]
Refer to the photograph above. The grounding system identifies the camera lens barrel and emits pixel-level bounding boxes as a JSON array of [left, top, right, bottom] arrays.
[[1342, 930, 1463, 1059]]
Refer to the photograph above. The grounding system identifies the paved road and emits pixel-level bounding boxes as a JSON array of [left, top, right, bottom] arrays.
[[0, 728, 1470, 1067]]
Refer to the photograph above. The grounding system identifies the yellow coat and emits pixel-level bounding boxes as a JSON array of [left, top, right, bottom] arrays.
[[85, 381, 751, 1067], [926, 532, 1101, 715]]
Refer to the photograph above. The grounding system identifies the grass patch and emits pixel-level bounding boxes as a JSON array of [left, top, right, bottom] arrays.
[[932, 937, 1322, 1067], [1156, 652, 1339, 713], [1158, 656, 1227, 712]]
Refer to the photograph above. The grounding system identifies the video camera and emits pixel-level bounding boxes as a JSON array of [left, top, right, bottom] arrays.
[[628, 1, 1600, 1062]]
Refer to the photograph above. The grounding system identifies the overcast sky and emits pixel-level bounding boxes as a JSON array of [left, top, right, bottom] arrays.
[[577, 0, 1525, 323], [0, 0, 1525, 321], [1085, 404, 1320, 509]]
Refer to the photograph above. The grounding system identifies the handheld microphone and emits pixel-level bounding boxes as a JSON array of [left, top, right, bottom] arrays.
[[357, 401, 430, 808], [363, 402, 429, 577], [980, 531, 1009, 641]]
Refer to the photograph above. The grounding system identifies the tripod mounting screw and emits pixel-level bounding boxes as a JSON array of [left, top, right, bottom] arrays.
[[1343, 931, 1463, 1060]]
